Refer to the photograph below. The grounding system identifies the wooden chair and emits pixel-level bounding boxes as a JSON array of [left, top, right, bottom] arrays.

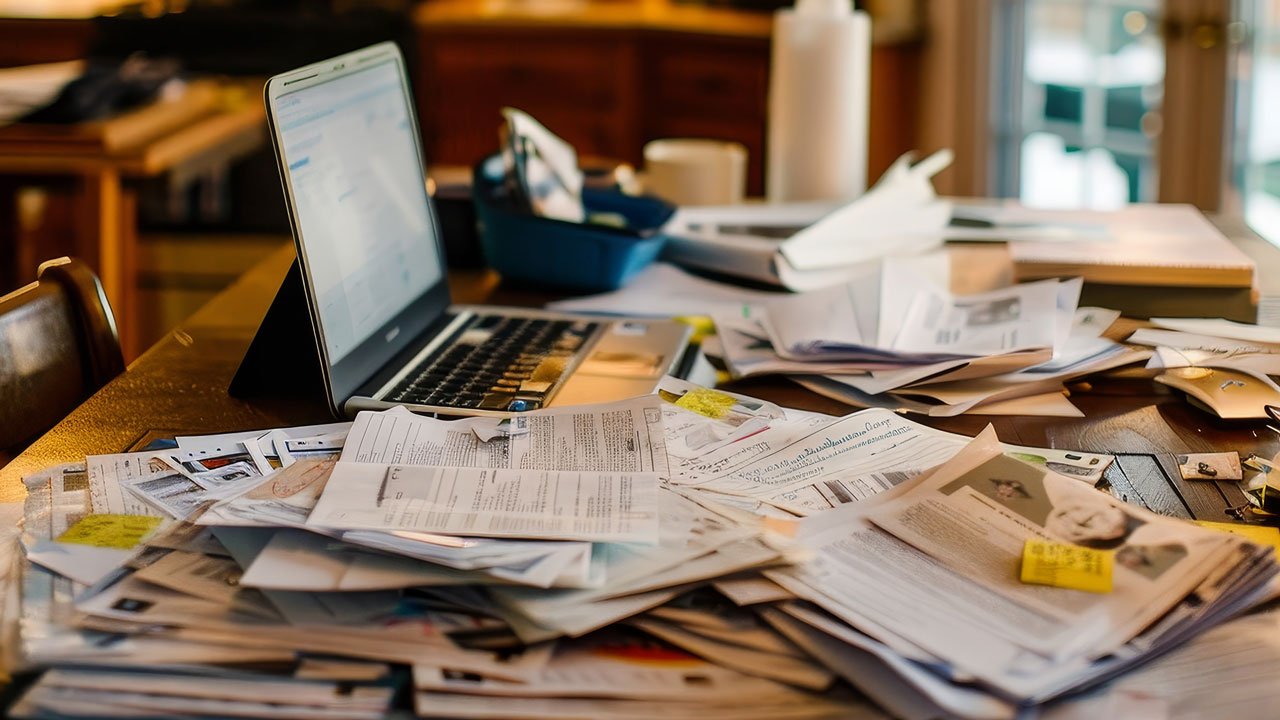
[[0, 257, 125, 462]]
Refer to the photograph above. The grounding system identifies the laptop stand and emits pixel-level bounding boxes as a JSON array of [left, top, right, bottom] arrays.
[[228, 259, 329, 408]]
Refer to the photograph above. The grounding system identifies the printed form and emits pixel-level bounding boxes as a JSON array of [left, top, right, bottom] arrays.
[[307, 398, 668, 542], [307, 464, 659, 543], [339, 398, 668, 475]]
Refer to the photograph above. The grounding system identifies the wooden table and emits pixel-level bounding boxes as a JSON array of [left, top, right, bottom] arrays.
[[2, 243, 1276, 527], [0, 84, 266, 360]]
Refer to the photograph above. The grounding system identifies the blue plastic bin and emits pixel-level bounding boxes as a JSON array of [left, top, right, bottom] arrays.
[[472, 157, 674, 292]]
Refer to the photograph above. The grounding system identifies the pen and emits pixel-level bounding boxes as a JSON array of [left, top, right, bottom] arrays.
[[388, 530, 481, 548], [376, 466, 391, 508]]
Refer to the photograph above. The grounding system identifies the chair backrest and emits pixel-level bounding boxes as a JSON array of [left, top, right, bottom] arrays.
[[0, 257, 125, 456]]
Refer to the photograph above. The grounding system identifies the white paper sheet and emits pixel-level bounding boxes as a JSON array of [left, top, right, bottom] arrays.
[[198, 457, 333, 529], [85, 453, 172, 517], [21, 463, 91, 540], [1150, 318, 1280, 345], [488, 489, 761, 637], [308, 464, 660, 543], [762, 603, 1017, 720], [413, 628, 803, 702], [237, 530, 480, 591], [20, 538, 130, 587], [891, 278, 1063, 356], [627, 615, 834, 690], [174, 422, 350, 455], [341, 397, 668, 476], [778, 150, 953, 272], [547, 262, 785, 317], [670, 408, 970, 507]]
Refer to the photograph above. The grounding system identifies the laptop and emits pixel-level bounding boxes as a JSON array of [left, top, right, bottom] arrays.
[[263, 42, 691, 418]]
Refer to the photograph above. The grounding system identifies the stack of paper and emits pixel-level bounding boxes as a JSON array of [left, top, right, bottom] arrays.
[[709, 259, 1148, 416], [5, 380, 1276, 718], [8, 396, 828, 717], [762, 429, 1277, 714]]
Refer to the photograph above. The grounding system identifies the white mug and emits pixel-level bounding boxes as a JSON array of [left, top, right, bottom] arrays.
[[642, 139, 747, 206]]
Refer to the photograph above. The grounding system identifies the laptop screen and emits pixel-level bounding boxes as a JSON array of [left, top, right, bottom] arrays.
[[274, 58, 444, 365]]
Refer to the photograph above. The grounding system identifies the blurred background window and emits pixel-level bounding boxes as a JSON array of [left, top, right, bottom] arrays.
[[991, 0, 1165, 210], [1235, 0, 1280, 245], [988, 0, 1280, 251]]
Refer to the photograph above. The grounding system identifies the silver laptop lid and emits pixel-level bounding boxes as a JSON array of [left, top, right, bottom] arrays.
[[264, 43, 452, 417]]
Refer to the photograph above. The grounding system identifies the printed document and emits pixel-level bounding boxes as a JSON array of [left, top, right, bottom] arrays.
[[307, 464, 660, 543], [86, 453, 172, 516], [669, 408, 972, 512], [340, 397, 668, 476], [668, 404, 1112, 514], [890, 278, 1063, 356]]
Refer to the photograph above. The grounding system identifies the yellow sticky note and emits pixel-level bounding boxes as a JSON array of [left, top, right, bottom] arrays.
[[672, 316, 715, 345], [1020, 539, 1113, 593], [674, 388, 737, 419], [56, 514, 162, 550], [1195, 521, 1280, 562]]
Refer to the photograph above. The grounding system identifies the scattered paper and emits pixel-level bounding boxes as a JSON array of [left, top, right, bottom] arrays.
[[9, 377, 1273, 720]]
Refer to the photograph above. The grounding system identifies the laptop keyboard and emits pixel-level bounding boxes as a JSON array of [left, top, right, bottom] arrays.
[[387, 315, 599, 412]]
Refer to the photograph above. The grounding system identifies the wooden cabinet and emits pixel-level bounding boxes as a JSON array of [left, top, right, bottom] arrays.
[[415, 2, 919, 196], [0, 18, 94, 68], [642, 38, 769, 119], [417, 24, 774, 194], [418, 28, 640, 169], [639, 35, 769, 194]]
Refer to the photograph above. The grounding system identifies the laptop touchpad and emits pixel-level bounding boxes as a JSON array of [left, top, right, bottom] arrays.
[[573, 321, 686, 379], [578, 351, 665, 378]]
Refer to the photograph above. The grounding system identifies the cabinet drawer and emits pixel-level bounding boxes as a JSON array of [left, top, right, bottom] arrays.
[[425, 35, 630, 112], [645, 40, 768, 119]]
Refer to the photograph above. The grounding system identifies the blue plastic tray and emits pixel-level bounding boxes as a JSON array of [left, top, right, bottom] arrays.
[[472, 158, 674, 292]]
